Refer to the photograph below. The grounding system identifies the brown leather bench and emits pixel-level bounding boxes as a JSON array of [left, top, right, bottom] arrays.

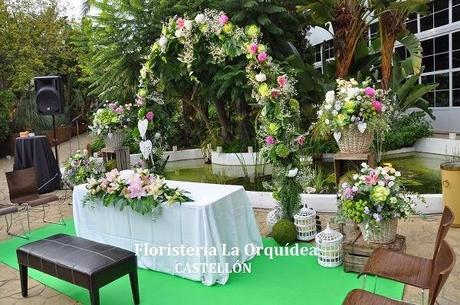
[[17, 234, 139, 305]]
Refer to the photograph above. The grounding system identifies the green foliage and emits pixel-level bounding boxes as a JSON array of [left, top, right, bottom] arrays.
[[272, 219, 297, 245], [383, 112, 432, 151], [105, 159, 117, 171], [90, 136, 105, 153], [0, 90, 14, 142]]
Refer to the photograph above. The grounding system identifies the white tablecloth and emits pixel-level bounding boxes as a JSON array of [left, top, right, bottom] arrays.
[[72, 179, 263, 286]]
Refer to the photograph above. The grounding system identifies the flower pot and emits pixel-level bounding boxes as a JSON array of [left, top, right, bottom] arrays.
[[336, 125, 374, 154], [359, 218, 398, 244], [104, 131, 124, 149]]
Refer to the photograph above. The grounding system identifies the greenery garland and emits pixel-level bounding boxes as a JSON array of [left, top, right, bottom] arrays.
[[137, 9, 304, 219]]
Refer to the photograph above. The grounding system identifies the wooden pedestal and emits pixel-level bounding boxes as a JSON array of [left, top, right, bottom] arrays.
[[343, 230, 406, 273], [334, 152, 376, 186], [101, 147, 130, 170]]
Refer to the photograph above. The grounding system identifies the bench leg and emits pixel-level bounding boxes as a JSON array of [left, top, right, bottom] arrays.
[[19, 264, 28, 297], [89, 285, 100, 305], [129, 271, 140, 305]]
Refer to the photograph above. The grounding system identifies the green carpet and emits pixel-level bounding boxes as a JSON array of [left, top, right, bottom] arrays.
[[0, 220, 404, 305]]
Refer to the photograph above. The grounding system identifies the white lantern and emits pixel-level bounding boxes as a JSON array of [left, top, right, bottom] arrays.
[[315, 224, 343, 268], [293, 204, 317, 241], [266, 203, 283, 230]]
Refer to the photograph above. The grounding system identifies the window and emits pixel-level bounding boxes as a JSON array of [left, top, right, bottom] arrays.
[[395, 46, 409, 60], [369, 23, 378, 40], [421, 34, 449, 73], [453, 31, 460, 68], [406, 13, 418, 33], [422, 73, 449, 107], [315, 45, 321, 63], [324, 40, 334, 60], [420, 0, 449, 32], [453, 0, 460, 22], [453, 71, 460, 106]]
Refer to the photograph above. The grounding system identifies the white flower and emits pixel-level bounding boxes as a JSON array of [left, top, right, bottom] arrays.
[[286, 168, 299, 178], [317, 110, 323, 116], [184, 20, 193, 30], [325, 90, 335, 103], [255, 73, 267, 82], [350, 78, 358, 86], [388, 181, 395, 187], [378, 181, 385, 186], [305, 187, 316, 194], [332, 110, 338, 116], [159, 36, 168, 48], [175, 29, 183, 38], [353, 174, 359, 180], [347, 87, 360, 99], [395, 171, 401, 177], [195, 13, 205, 23], [324, 103, 332, 110], [325, 119, 330, 125], [390, 197, 397, 204], [352, 186, 358, 192]]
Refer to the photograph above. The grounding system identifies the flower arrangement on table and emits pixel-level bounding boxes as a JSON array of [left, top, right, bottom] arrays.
[[85, 169, 191, 216], [316, 79, 391, 153], [338, 163, 421, 243], [137, 9, 304, 219], [62, 151, 104, 187]]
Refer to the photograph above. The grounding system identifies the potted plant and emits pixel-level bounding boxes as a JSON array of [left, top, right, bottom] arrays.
[[337, 163, 421, 243], [316, 79, 390, 154], [89, 102, 132, 149], [62, 150, 105, 188]]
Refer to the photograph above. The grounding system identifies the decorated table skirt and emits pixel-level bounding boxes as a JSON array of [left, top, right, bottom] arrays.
[[72, 180, 263, 286]]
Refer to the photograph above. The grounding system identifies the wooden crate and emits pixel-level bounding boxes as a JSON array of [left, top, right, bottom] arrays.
[[334, 152, 376, 186], [343, 230, 406, 273], [101, 147, 130, 170]]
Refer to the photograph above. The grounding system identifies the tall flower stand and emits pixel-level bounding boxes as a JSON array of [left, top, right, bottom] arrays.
[[101, 147, 131, 170], [333, 152, 376, 186], [342, 230, 406, 273]]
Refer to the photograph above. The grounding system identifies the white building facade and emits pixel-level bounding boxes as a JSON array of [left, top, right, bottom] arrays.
[[309, 0, 460, 132]]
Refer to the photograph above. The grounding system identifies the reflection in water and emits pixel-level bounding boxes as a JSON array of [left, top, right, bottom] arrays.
[[164, 153, 445, 193]]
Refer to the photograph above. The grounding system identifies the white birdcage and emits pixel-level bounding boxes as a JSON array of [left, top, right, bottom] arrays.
[[266, 203, 283, 230], [293, 204, 317, 241], [315, 223, 343, 268]]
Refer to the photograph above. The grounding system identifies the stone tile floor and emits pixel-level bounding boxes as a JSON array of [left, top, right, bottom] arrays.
[[0, 135, 459, 304]]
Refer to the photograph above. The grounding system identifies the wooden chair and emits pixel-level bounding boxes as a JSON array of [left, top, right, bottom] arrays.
[[5, 168, 65, 238], [343, 240, 456, 305], [359, 206, 454, 303]]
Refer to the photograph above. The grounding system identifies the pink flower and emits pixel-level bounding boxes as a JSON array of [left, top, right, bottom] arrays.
[[218, 14, 229, 25], [146, 111, 154, 121], [277, 75, 288, 88], [265, 136, 275, 145], [343, 187, 355, 199], [108, 102, 117, 110], [105, 169, 119, 182], [177, 18, 185, 29], [372, 100, 383, 113], [127, 176, 146, 199], [135, 96, 145, 106], [271, 89, 280, 97], [364, 171, 379, 186], [115, 106, 124, 114], [296, 135, 305, 146], [248, 43, 258, 54], [257, 52, 268, 63], [364, 87, 376, 97]]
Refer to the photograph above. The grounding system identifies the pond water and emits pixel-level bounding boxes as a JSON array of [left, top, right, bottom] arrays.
[[164, 153, 449, 194]]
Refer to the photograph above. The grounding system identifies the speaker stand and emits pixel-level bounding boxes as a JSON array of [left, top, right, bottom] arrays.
[[52, 114, 59, 166]]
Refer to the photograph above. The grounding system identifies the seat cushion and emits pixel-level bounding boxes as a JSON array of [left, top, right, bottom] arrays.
[[11, 194, 59, 206], [362, 248, 432, 289], [0, 204, 18, 216], [17, 234, 137, 289], [343, 289, 412, 305]]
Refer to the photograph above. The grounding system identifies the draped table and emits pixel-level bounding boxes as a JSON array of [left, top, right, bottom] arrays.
[[72, 180, 263, 286]]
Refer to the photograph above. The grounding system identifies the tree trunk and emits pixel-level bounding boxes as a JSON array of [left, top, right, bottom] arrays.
[[214, 99, 233, 144], [237, 99, 252, 144]]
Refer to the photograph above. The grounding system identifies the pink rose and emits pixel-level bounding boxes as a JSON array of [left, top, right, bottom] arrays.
[[265, 136, 275, 145], [271, 89, 280, 97], [277, 75, 287, 88], [177, 18, 185, 29], [248, 43, 258, 54], [296, 135, 305, 146], [372, 100, 383, 113], [257, 52, 268, 63], [146, 111, 154, 121], [364, 87, 376, 97], [218, 14, 229, 25]]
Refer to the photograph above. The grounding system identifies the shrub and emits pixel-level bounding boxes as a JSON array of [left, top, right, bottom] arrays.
[[0, 90, 14, 142], [272, 219, 297, 245], [383, 112, 432, 151]]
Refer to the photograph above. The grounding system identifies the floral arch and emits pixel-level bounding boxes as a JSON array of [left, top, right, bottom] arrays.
[[136, 9, 305, 219]]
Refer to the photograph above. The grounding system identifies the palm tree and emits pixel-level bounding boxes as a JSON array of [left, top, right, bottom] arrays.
[[372, 0, 427, 90], [298, 0, 372, 78]]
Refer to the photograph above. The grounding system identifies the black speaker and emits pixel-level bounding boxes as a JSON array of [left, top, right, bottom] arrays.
[[34, 76, 64, 115]]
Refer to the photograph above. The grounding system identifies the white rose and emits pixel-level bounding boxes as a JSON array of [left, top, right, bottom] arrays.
[[159, 36, 168, 48], [286, 168, 299, 178], [255, 73, 267, 82], [395, 171, 401, 177], [184, 20, 193, 30], [325, 90, 335, 103], [195, 13, 205, 23], [175, 29, 183, 38]]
